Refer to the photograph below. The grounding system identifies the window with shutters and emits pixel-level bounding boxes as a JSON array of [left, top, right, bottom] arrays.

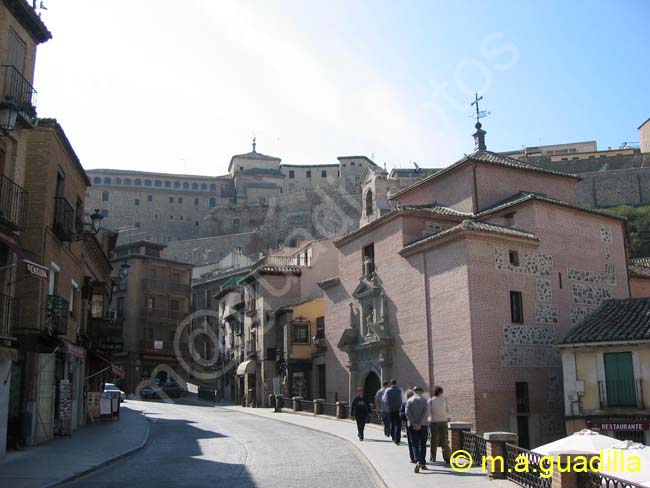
[[8, 29, 26, 74]]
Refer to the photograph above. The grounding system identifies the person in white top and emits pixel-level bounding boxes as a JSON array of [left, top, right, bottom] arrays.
[[428, 385, 450, 463]]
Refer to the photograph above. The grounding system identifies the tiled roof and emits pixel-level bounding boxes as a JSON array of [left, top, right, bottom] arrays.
[[629, 258, 650, 279], [559, 298, 650, 345], [231, 151, 281, 161], [334, 205, 468, 247], [475, 192, 627, 222], [239, 265, 302, 283], [389, 150, 579, 199], [400, 219, 538, 255]]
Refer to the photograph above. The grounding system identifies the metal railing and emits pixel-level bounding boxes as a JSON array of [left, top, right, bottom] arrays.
[[53, 197, 75, 241], [299, 399, 314, 411], [599, 380, 644, 409], [0, 293, 17, 340], [141, 308, 186, 322], [1, 65, 37, 125], [0, 175, 27, 230], [461, 431, 487, 466], [46, 295, 69, 335], [580, 471, 646, 488], [142, 279, 191, 293], [321, 402, 337, 417], [505, 443, 552, 488]]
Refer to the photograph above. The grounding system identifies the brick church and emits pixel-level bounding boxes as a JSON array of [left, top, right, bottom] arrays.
[[320, 122, 630, 448]]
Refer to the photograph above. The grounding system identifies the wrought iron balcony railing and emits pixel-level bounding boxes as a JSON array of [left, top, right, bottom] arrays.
[[0, 175, 27, 231], [53, 197, 75, 242], [46, 295, 69, 336], [142, 279, 190, 294], [598, 379, 644, 409], [1, 65, 37, 125], [141, 307, 186, 322], [0, 293, 18, 341]]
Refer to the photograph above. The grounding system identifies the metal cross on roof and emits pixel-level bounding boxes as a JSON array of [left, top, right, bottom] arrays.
[[471, 92, 490, 124]]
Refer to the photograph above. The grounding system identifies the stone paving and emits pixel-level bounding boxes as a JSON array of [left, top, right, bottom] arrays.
[[0, 403, 150, 488]]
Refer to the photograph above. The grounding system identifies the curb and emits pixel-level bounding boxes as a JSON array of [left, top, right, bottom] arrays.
[[45, 414, 151, 488]]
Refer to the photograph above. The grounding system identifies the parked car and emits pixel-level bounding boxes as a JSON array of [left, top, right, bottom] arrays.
[[103, 383, 126, 402], [162, 381, 187, 398], [140, 385, 163, 399]]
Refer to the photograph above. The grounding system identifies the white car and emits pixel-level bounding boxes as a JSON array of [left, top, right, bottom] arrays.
[[103, 383, 126, 402]]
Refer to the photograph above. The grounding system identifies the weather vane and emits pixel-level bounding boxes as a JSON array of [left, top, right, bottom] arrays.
[[470, 92, 490, 125]]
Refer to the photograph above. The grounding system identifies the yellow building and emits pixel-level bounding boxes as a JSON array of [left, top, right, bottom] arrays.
[[558, 298, 650, 445], [274, 298, 326, 400]]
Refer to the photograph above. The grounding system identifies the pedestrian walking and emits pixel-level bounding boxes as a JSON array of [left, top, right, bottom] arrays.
[[382, 379, 404, 445], [351, 387, 371, 441], [428, 385, 451, 463], [400, 389, 416, 463], [375, 380, 390, 437], [405, 386, 429, 473]]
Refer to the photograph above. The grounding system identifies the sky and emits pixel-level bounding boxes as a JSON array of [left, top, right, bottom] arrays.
[[33, 0, 650, 176]]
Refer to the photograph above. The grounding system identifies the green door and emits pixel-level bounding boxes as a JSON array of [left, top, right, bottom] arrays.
[[604, 352, 636, 407]]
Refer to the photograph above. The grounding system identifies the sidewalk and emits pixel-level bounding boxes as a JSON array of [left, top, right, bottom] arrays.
[[188, 396, 512, 488], [0, 403, 150, 488]]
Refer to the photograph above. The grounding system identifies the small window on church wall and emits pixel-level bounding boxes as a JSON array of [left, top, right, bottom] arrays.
[[362, 243, 375, 276], [365, 190, 374, 217], [510, 291, 523, 324], [509, 250, 519, 266]]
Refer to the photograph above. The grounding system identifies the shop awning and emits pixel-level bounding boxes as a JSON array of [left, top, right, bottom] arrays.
[[236, 360, 256, 376], [62, 340, 86, 360], [0, 236, 48, 279]]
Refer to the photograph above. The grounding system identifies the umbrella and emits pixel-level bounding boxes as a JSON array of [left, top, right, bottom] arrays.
[[532, 429, 619, 456], [600, 440, 650, 487]]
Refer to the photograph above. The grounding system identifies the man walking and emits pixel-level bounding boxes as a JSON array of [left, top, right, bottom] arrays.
[[351, 387, 371, 441], [382, 379, 404, 444], [428, 385, 451, 463], [406, 386, 429, 473], [375, 380, 390, 437]]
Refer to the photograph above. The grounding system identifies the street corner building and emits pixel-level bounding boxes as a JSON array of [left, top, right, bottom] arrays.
[[558, 297, 650, 445], [321, 127, 632, 449]]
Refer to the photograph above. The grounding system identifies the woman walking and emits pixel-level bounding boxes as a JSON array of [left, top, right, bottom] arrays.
[[351, 387, 371, 441]]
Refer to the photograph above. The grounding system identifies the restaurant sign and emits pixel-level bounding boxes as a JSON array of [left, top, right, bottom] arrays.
[[586, 420, 650, 431]]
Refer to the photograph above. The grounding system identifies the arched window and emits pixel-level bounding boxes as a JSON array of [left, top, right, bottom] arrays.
[[174, 181, 180, 189], [144, 180, 152, 187], [192, 183, 198, 190], [365, 190, 373, 217], [200, 183, 207, 191], [135, 179, 142, 186], [183, 182, 189, 190], [104, 177, 111, 184], [155, 180, 162, 187], [124, 178, 132, 185], [93, 176, 101, 184], [164, 181, 171, 188]]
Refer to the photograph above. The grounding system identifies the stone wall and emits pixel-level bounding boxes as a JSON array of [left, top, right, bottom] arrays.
[[162, 231, 266, 266]]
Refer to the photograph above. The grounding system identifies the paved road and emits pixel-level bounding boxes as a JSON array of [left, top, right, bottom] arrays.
[[64, 399, 382, 488]]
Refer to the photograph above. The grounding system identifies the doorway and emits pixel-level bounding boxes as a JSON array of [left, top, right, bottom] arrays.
[[363, 371, 381, 405]]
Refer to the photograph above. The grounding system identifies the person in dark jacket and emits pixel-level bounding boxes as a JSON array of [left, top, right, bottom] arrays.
[[351, 387, 371, 440], [400, 389, 416, 463], [382, 379, 404, 444]]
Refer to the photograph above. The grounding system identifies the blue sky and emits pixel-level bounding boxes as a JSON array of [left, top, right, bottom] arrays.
[[34, 0, 649, 175]]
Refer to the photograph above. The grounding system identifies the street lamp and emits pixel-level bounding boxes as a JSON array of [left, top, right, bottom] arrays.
[[90, 209, 103, 232], [0, 98, 18, 135]]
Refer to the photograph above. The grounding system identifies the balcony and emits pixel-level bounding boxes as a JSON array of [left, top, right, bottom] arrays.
[[246, 339, 256, 358], [142, 279, 190, 294], [141, 308, 186, 322], [46, 295, 69, 335], [0, 175, 27, 231], [599, 379, 644, 410], [313, 338, 327, 355], [0, 293, 18, 341], [53, 197, 75, 242], [1, 65, 37, 126]]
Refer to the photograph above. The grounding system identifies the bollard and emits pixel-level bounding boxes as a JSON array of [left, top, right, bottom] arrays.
[[274, 395, 282, 412], [483, 432, 518, 479], [447, 422, 472, 454], [313, 399, 324, 415], [336, 401, 347, 419], [293, 396, 303, 411]]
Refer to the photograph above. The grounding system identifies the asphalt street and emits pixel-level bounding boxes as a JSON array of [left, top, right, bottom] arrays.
[[63, 399, 382, 488]]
